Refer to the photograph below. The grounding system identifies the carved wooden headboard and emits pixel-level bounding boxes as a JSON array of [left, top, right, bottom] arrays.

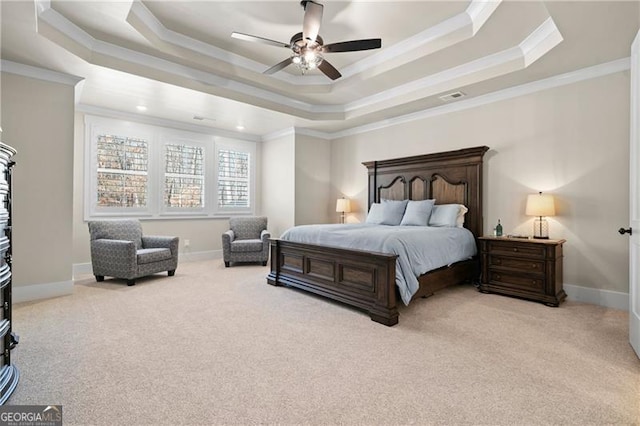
[[362, 146, 489, 238]]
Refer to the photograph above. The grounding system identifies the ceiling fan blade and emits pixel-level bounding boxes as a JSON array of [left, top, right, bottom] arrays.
[[323, 39, 382, 53], [302, 1, 323, 45], [231, 32, 290, 49], [318, 60, 342, 80], [264, 57, 294, 75]]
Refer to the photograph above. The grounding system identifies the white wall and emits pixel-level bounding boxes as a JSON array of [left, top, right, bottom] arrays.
[[261, 132, 295, 237], [294, 133, 332, 225], [1, 72, 76, 299], [331, 72, 630, 294]]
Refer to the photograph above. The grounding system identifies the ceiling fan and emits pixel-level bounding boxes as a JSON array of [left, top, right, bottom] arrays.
[[231, 0, 382, 80]]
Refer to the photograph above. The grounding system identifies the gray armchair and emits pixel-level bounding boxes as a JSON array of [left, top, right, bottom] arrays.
[[222, 216, 270, 267], [88, 219, 179, 286]]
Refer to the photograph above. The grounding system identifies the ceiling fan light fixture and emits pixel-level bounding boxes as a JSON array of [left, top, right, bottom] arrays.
[[231, 1, 381, 80], [292, 47, 323, 74]]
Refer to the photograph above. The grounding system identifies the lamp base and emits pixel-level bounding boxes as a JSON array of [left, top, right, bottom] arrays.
[[533, 218, 549, 239]]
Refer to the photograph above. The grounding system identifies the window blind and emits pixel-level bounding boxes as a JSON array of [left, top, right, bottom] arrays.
[[96, 134, 148, 207], [217, 149, 249, 208], [164, 143, 204, 208]]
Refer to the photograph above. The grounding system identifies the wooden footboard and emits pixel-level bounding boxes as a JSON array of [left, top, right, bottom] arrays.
[[267, 239, 400, 326]]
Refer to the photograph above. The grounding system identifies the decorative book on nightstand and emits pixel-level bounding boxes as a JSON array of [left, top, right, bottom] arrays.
[[478, 236, 567, 306]]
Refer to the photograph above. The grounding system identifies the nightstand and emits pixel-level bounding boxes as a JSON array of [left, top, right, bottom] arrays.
[[478, 236, 566, 306]]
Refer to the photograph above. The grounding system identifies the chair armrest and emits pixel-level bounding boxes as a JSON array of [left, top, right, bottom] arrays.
[[221, 230, 235, 260], [222, 230, 235, 244], [91, 239, 137, 277], [143, 236, 179, 256], [260, 230, 271, 242]]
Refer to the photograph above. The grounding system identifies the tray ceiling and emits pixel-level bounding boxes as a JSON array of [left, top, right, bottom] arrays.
[[1, 1, 639, 136]]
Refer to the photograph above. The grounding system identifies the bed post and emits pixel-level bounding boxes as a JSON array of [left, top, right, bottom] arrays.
[[266, 239, 281, 286]]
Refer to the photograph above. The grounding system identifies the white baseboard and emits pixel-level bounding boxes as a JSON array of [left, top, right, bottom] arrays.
[[564, 283, 629, 311], [13, 280, 74, 304], [73, 249, 222, 279], [179, 249, 222, 263]]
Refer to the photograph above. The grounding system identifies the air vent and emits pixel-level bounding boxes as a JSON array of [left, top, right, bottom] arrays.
[[193, 115, 215, 122], [439, 91, 466, 102]]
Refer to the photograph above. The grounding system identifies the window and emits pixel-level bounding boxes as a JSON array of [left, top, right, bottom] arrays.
[[217, 149, 249, 208], [164, 143, 204, 209], [96, 134, 148, 207], [214, 139, 255, 214], [85, 115, 256, 219]]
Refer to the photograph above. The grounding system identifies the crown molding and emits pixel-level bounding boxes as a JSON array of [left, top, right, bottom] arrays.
[[77, 56, 629, 143], [520, 17, 564, 67], [262, 127, 296, 142], [126, 0, 326, 87], [0, 60, 83, 86], [294, 127, 332, 140], [126, 0, 500, 84], [77, 104, 261, 142], [327, 57, 630, 140], [34, 0, 344, 120], [341, 0, 501, 80], [30, 0, 562, 131], [34, 0, 559, 124]]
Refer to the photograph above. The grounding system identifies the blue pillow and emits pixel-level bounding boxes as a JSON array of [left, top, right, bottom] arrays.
[[400, 199, 436, 226], [380, 199, 409, 225], [365, 203, 385, 224], [429, 204, 464, 227]]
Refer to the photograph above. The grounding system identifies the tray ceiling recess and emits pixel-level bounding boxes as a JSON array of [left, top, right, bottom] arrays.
[[32, 0, 566, 128]]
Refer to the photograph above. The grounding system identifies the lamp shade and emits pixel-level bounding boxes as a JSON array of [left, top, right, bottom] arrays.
[[336, 198, 351, 213], [525, 192, 555, 217]]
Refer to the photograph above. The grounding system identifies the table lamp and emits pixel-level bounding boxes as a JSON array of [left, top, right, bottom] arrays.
[[525, 191, 555, 239], [336, 198, 351, 224]]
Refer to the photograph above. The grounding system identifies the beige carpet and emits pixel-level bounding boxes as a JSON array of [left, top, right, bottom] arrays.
[[7, 259, 640, 425]]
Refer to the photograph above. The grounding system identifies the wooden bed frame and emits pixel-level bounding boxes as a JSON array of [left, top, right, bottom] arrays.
[[267, 146, 489, 326]]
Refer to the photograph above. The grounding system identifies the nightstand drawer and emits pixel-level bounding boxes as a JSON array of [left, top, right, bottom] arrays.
[[489, 271, 544, 292], [490, 256, 545, 275], [489, 241, 545, 258]]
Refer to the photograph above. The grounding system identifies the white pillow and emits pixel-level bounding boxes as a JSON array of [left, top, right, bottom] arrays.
[[456, 205, 469, 228], [400, 199, 436, 226], [429, 204, 468, 227], [379, 199, 409, 225], [365, 203, 385, 224]]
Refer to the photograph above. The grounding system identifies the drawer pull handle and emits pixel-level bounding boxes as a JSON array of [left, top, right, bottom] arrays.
[[532, 264, 537, 269], [513, 248, 518, 252], [495, 259, 501, 264], [495, 274, 501, 280], [532, 280, 537, 285]]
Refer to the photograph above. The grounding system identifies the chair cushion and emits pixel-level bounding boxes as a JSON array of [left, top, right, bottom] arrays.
[[230, 239, 264, 253], [137, 248, 172, 264]]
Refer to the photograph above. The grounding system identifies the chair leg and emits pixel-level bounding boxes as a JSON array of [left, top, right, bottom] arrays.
[[95, 275, 104, 282], [168, 270, 176, 276], [127, 279, 136, 286], [262, 261, 267, 266], [224, 261, 230, 267]]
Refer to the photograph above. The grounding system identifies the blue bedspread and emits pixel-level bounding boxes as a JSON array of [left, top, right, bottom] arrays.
[[280, 224, 477, 305]]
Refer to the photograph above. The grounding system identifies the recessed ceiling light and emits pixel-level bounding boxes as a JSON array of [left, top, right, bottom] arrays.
[[136, 105, 147, 112], [236, 125, 245, 131]]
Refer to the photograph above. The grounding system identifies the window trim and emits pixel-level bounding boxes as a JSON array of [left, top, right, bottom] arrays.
[[159, 130, 209, 216], [213, 138, 256, 215], [84, 115, 257, 220]]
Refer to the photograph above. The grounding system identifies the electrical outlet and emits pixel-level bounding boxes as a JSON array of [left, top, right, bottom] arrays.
[[184, 239, 190, 247]]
